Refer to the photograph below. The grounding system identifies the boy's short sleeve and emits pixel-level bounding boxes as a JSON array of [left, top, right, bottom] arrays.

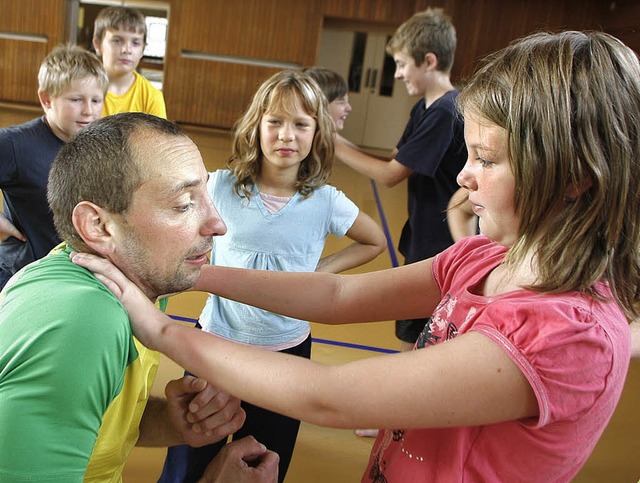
[[327, 186, 359, 237], [146, 86, 167, 118], [395, 99, 459, 178], [0, 127, 19, 185]]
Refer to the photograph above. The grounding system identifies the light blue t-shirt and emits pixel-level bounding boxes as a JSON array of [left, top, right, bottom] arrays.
[[200, 169, 359, 346]]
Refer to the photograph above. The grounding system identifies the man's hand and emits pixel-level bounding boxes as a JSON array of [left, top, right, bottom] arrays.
[[0, 213, 25, 242], [166, 375, 246, 447], [199, 436, 279, 483]]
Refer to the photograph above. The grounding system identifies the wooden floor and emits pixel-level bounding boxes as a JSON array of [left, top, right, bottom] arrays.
[[1, 104, 639, 482]]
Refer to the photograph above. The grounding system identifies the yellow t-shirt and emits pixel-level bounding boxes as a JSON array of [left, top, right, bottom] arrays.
[[102, 71, 167, 119]]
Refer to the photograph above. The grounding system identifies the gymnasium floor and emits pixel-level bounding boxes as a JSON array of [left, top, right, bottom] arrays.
[[1, 104, 639, 482]]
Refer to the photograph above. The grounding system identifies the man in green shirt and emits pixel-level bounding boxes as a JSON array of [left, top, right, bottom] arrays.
[[0, 112, 277, 482]]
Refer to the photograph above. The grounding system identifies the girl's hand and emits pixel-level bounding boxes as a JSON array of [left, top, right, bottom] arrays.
[[70, 252, 168, 349]]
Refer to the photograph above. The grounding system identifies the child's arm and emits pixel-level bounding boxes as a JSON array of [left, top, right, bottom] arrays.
[[447, 187, 478, 241], [70, 252, 538, 431], [334, 134, 412, 188], [315, 210, 386, 273], [77, 252, 439, 326], [0, 213, 26, 242]]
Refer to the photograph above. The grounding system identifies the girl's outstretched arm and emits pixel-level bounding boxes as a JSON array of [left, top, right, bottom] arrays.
[[71, 251, 538, 431], [194, 257, 439, 325], [315, 210, 386, 274]]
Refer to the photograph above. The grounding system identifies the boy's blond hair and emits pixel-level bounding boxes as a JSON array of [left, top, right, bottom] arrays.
[[37, 44, 109, 97], [93, 6, 147, 43], [386, 8, 456, 72]]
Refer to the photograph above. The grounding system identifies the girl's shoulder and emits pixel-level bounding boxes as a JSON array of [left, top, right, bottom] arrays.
[[438, 236, 506, 265], [310, 183, 349, 199], [208, 169, 238, 190]]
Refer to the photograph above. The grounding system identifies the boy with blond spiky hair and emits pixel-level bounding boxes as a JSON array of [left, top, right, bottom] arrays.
[[0, 44, 108, 289]]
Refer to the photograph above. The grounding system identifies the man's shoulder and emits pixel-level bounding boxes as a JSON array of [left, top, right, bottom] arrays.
[[4, 250, 126, 320]]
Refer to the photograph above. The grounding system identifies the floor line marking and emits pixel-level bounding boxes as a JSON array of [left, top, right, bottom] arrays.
[[168, 314, 399, 354]]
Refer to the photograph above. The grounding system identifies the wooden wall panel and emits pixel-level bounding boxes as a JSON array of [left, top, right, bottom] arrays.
[[599, 0, 640, 54], [414, 0, 603, 81], [164, 0, 323, 128], [0, 0, 69, 104], [0, 39, 51, 104], [3, 0, 637, 127], [173, 0, 321, 64], [321, 0, 416, 25], [165, 60, 283, 129]]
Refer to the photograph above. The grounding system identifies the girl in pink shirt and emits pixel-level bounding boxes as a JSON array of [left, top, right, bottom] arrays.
[[73, 30, 640, 482]]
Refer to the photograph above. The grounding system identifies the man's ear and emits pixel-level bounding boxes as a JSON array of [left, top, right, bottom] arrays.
[[37, 90, 51, 110], [72, 201, 117, 255]]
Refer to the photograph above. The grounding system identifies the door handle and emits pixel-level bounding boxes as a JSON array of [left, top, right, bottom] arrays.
[[364, 68, 371, 89]]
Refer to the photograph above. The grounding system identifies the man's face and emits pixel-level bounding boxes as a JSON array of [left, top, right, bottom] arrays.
[[110, 131, 226, 299]]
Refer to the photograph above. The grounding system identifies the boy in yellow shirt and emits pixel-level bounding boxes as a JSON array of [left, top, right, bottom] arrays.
[[93, 6, 167, 118]]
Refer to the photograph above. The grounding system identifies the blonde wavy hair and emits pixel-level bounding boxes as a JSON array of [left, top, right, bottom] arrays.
[[228, 70, 335, 199]]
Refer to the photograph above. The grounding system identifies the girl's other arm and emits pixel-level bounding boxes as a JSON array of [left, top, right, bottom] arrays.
[[315, 210, 386, 273], [71, 252, 537, 431], [196, 259, 438, 325]]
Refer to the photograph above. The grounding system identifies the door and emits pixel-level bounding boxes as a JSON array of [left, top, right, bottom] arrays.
[[317, 28, 415, 151]]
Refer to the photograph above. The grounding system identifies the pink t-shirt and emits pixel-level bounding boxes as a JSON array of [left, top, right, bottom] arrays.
[[363, 236, 630, 483]]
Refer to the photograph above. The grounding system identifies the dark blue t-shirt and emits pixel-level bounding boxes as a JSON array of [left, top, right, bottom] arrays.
[[394, 91, 467, 264], [0, 116, 63, 286]]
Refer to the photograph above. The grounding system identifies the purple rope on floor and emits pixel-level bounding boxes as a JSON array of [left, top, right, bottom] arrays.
[[370, 179, 399, 268]]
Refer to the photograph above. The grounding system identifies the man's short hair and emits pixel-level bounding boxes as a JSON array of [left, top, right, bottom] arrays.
[[93, 6, 147, 43], [37, 44, 109, 98], [48, 112, 186, 248], [386, 8, 457, 72]]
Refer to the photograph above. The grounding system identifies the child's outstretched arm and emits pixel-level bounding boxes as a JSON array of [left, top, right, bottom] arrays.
[[315, 210, 386, 273], [68, 251, 539, 431], [334, 134, 412, 188], [194, 257, 439, 325]]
